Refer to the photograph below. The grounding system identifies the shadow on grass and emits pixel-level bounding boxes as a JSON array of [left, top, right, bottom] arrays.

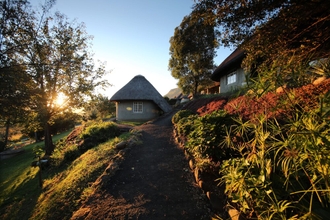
[[0, 130, 73, 220], [0, 167, 42, 219]]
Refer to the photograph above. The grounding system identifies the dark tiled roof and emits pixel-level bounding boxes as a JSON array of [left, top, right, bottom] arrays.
[[110, 75, 172, 112], [211, 48, 245, 81]]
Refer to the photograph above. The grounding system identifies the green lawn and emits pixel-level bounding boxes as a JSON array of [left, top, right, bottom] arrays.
[[0, 123, 135, 220], [0, 130, 72, 219]]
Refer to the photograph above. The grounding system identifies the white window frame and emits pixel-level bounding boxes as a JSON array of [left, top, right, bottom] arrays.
[[133, 102, 143, 113], [227, 71, 237, 85]]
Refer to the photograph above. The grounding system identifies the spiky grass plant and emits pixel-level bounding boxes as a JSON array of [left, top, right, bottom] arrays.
[[219, 92, 330, 219]]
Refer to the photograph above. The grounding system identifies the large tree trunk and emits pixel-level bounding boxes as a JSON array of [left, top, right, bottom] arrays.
[[4, 118, 10, 149], [44, 122, 54, 155], [193, 80, 199, 98]]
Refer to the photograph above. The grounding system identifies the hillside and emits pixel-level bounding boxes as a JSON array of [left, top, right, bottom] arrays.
[[164, 88, 183, 99]]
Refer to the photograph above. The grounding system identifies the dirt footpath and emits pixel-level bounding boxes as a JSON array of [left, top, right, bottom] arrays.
[[78, 111, 212, 219]]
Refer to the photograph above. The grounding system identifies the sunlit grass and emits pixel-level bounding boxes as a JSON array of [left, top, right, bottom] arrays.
[[0, 130, 72, 192], [1, 165, 38, 200], [116, 121, 145, 126], [0, 143, 39, 204], [0, 123, 138, 220], [0, 130, 73, 219], [30, 137, 125, 220]]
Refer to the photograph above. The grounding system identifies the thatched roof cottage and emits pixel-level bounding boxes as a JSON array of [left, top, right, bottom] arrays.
[[110, 75, 172, 121]]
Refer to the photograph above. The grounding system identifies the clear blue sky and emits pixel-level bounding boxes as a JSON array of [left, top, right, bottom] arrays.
[[31, 0, 232, 97]]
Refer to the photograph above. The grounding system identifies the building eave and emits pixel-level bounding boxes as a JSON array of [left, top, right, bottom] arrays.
[[211, 48, 246, 81]]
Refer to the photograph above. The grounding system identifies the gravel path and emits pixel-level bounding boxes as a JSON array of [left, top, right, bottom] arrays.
[[80, 111, 212, 219]]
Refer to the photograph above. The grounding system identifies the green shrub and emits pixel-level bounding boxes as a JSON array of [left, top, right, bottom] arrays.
[[167, 98, 178, 106], [80, 121, 120, 143], [173, 109, 238, 169], [172, 109, 195, 125], [52, 122, 120, 167], [186, 110, 237, 163], [220, 157, 274, 218], [175, 114, 198, 137], [63, 144, 80, 162]]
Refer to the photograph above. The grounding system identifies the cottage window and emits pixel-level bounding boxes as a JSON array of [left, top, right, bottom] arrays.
[[133, 102, 143, 113], [227, 72, 237, 85]]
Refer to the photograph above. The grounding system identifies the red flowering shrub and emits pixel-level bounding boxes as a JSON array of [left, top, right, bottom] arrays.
[[292, 78, 330, 110], [182, 96, 228, 113], [224, 92, 285, 120], [197, 99, 227, 116], [187, 78, 330, 120]]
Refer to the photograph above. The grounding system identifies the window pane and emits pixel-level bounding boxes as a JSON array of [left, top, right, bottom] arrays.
[[227, 72, 237, 85], [133, 102, 143, 113]]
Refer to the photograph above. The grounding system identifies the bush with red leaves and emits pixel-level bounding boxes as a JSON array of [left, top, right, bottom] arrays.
[[182, 96, 228, 114], [197, 99, 227, 116], [183, 78, 330, 121]]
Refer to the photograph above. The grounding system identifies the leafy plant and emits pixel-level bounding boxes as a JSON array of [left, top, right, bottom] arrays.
[[273, 98, 330, 217], [220, 92, 330, 219], [186, 110, 237, 164], [173, 109, 238, 171], [172, 109, 195, 124], [219, 115, 279, 219], [51, 122, 120, 167], [175, 115, 198, 137], [80, 121, 120, 144], [309, 57, 330, 78]]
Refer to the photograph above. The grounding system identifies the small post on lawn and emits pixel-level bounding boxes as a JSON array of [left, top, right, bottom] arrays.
[[33, 146, 44, 188], [38, 156, 43, 188]]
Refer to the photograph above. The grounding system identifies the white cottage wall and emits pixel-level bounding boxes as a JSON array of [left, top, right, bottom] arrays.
[[116, 101, 161, 121]]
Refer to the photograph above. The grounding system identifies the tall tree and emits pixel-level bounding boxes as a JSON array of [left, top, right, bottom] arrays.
[[18, 11, 109, 155], [0, 64, 31, 149], [194, 0, 330, 74], [169, 8, 218, 96], [0, 0, 35, 149], [0, 0, 30, 61], [0, 1, 109, 154], [83, 94, 115, 120]]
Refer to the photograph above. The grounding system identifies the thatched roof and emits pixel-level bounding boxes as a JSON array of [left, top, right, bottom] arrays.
[[110, 75, 172, 113], [211, 48, 246, 81]]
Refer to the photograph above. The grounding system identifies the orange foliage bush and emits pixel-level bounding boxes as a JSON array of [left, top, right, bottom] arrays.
[[184, 78, 330, 120]]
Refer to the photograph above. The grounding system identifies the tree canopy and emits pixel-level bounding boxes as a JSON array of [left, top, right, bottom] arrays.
[[83, 94, 115, 121], [0, 0, 109, 154], [0, 0, 35, 148], [169, 7, 218, 95], [194, 0, 330, 75]]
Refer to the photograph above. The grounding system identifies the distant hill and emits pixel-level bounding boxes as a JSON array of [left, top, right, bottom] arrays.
[[164, 88, 182, 99]]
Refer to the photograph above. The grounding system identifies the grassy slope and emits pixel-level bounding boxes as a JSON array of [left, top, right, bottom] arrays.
[[30, 139, 121, 220], [0, 130, 72, 220], [0, 123, 135, 220]]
